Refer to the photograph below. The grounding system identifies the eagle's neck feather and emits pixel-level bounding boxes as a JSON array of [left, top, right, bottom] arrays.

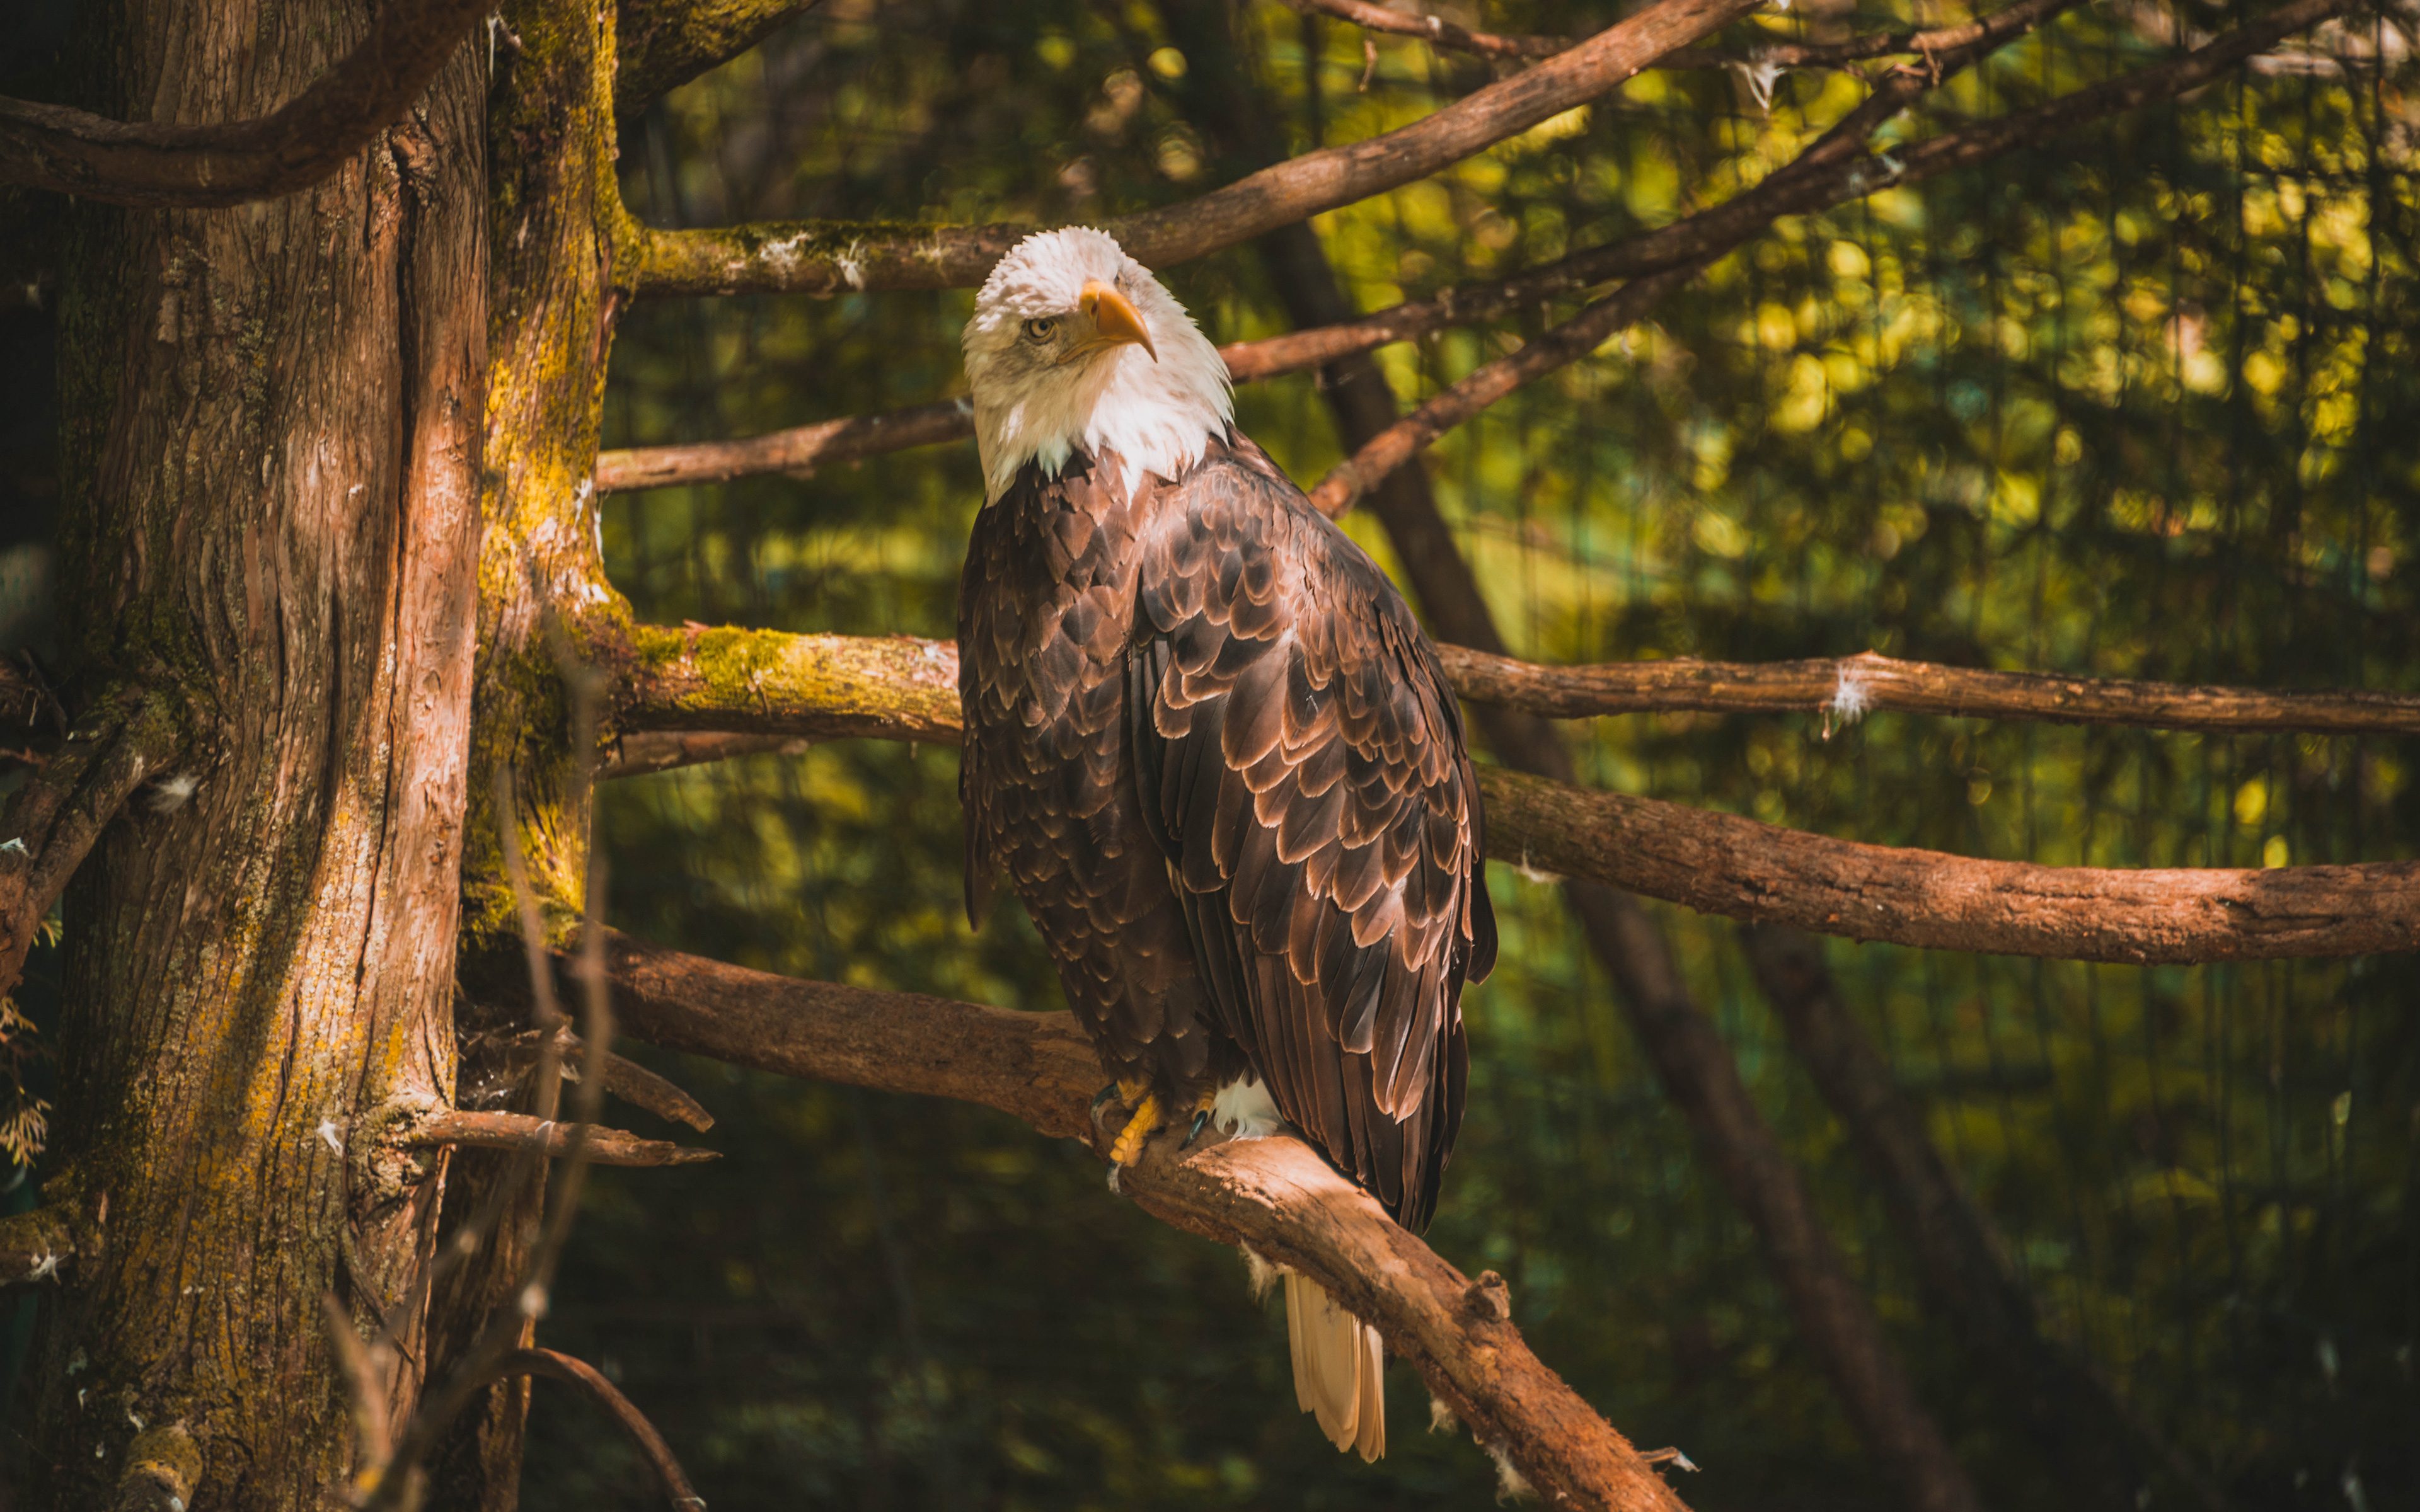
[[977, 326, 1231, 503]]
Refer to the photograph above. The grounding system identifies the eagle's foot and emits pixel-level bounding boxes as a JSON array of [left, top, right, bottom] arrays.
[[1107, 1091, 1166, 1166]]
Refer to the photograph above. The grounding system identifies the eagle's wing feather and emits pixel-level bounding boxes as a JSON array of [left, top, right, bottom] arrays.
[[1131, 437, 1494, 1230]]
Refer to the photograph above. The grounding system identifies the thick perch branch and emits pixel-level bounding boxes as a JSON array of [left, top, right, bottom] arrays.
[[0, 0, 489, 207], [597, 929, 1691, 1511], [630, 0, 1761, 295], [0, 689, 187, 1001], [406, 1109, 719, 1167], [1484, 769, 2420, 964], [607, 627, 2420, 963]]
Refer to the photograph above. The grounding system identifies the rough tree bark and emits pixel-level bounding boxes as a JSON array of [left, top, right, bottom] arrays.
[[423, 0, 637, 1503], [22, 1, 484, 1504]]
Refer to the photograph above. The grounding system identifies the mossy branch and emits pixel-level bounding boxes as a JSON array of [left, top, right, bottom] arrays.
[[616, 0, 827, 113]]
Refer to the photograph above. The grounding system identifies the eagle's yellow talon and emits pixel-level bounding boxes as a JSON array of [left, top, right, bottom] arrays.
[[1109, 1092, 1165, 1166]]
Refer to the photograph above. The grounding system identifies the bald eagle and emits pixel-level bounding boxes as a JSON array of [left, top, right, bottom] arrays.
[[957, 227, 1497, 1460]]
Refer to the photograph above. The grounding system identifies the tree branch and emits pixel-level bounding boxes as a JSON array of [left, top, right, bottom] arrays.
[[0, 0, 490, 208], [0, 688, 187, 1002], [616, 0, 827, 115], [628, 0, 1763, 295], [1307, 0, 2084, 512], [597, 929, 1695, 1511], [1485, 767, 2420, 964], [406, 1108, 718, 1167], [498, 1348, 707, 1510], [597, 399, 969, 492], [1307, 256, 1712, 514], [1274, 0, 2070, 69], [605, 627, 2420, 962], [1434, 646, 2420, 736], [1304, 0, 2357, 511]]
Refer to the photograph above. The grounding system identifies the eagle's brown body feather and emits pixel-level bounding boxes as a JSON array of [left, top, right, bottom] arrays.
[[959, 430, 1494, 1231]]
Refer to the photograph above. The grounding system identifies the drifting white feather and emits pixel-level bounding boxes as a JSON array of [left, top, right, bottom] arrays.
[[1487, 1441, 1535, 1501], [963, 227, 1233, 503], [146, 772, 201, 814], [1823, 660, 1874, 739], [1241, 1243, 1285, 1302], [1727, 57, 1787, 112], [1429, 1393, 1461, 1435]]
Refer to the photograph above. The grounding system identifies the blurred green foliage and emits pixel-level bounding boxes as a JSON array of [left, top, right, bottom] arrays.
[[532, 0, 2420, 1506]]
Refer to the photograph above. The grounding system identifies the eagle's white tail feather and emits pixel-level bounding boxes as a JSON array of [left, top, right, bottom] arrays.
[[1284, 1271, 1386, 1461]]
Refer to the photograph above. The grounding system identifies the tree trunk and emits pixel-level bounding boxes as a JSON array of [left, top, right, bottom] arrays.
[[26, 0, 484, 1504], [424, 0, 631, 1501]]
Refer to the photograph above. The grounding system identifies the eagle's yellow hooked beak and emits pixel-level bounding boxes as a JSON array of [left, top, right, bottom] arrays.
[[1075, 279, 1158, 362]]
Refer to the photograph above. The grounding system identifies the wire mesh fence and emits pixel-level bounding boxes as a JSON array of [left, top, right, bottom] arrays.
[[571, 0, 2419, 1504]]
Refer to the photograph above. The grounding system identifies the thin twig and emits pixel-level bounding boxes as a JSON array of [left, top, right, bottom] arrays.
[[1308, 256, 1711, 514], [498, 1348, 708, 1510], [1308, 0, 2083, 512], [406, 1109, 717, 1166]]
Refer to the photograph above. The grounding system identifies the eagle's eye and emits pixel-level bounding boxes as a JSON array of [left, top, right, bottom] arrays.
[[1022, 317, 1059, 341]]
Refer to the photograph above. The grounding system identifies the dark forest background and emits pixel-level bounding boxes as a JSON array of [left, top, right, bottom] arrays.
[[6, 0, 2417, 1507]]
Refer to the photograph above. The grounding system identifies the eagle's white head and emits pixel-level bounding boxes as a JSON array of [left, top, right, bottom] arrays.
[[962, 227, 1232, 503]]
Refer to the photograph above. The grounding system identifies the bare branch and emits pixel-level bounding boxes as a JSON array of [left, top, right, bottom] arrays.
[[1308, 0, 2083, 512], [606, 730, 812, 777], [0, 688, 187, 1002], [498, 1348, 708, 1510], [1436, 646, 2420, 736], [0, 1203, 74, 1288], [0, 0, 489, 208], [1276, 0, 1570, 59], [597, 399, 969, 492], [607, 627, 2420, 962], [599, 929, 1694, 1511], [1484, 767, 2420, 964], [618, 0, 827, 114], [1301, 0, 2358, 511], [1308, 257, 1711, 513], [536, 1030, 717, 1131], [406, 1109, 718, 1167], [629, 0, 1763, 295], [1276, 0, 2072, 69]]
